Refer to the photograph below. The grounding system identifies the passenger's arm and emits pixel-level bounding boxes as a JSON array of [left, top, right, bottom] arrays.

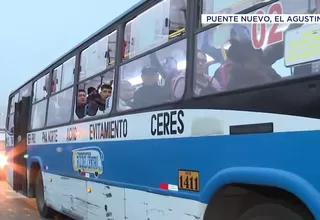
[[199, 31, 225, 63], [149, 53, 166, 78]]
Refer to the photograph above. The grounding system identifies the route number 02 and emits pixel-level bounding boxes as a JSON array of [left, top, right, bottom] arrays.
[[251, 2, 284, 49]]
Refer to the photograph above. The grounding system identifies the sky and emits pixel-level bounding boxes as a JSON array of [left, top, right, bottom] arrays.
[[0, 0, 140, 127]]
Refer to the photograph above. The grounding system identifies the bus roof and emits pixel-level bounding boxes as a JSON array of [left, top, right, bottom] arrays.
[[9, 0, 148, 97]]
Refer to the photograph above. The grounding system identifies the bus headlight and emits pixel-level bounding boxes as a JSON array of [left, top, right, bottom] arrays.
[[0, 153, 8, 169]]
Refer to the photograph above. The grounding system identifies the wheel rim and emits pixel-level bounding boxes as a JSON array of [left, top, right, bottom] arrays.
[[36, 175, 45, 210]]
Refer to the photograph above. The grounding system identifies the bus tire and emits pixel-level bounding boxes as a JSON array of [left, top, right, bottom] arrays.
[[35, 171, 56, 218], [237, 203, 314, 220]]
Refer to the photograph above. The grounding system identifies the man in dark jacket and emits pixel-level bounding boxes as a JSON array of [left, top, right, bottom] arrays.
[[87, 84, 112, 116], [75, 89, 87, 119], [133, 66, 170, 108], [226, 39, 281, 90]]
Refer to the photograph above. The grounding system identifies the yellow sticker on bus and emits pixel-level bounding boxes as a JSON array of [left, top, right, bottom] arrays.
[[178, 170, 200, 192], [284, 24, 320, 67]]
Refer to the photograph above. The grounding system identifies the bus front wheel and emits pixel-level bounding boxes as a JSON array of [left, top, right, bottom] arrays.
[[35, 171, 56, 218], [237, 203, 314, 220]]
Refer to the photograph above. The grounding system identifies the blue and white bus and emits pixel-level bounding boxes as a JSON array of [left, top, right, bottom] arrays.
[[5, 0, 320, 219]]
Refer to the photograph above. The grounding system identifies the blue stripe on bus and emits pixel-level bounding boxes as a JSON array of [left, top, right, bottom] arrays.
[[25, 130, 320, 211]]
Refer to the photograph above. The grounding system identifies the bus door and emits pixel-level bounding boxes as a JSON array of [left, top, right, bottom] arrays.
[[12, 96, 30, 193]]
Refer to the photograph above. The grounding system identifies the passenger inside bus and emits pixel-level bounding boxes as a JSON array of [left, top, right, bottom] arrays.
[[82, 83, 112, 117], [149, 53, 186, 99], [118, 80, 134, 111], [118, 39, 186, 111], [75, 89, 87, 119], [225, 38, 281, 90], [171, 51, 221, 99], [195, 23, 283, 95], [194, 51, 222, 95], [74, 66, 114, 119], [90, 84, 112, 112], [150, 54, 179, 87], [132, 66, 170, 109], [87, 87, 98, 100]]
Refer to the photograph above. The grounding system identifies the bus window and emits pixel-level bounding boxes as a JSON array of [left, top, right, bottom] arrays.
[[52, 65, 62, 93], [97, 31, 117, 67], [9, 93, 19, 114], [61, 57, 75, 89], [30, 100, 47, 130], [7, 114, 14, 133], [75, 69, 114, 119], [79, 31, 117, 81], [46, 88, 73, 126], [194, 0, 317, 96], [118, 39, 186, 111], [52, 57, 75, 94], [201, 0, 268, 20], [123, 0, 187, 60], [19, 83, 32, 100], [6, 93, 19, 133], [9, 97, 14, 115], [33, 73, 49, 103]]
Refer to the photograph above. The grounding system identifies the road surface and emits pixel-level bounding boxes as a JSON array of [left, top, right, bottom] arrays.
[[0, 181, 71, 219]]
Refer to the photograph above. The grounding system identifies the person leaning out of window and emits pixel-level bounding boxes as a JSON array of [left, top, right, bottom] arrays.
[[86, 83, 112, 116]]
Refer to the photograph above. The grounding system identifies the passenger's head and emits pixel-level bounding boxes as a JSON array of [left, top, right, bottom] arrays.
[[100, 84, 112, 99], [77, 89, 87, 105], [141, 66, 159, 85], [87, 87, 97, 95], [120, 80, 134, 100], [228, 39, 263, 65], [196, 51, 207, 75]]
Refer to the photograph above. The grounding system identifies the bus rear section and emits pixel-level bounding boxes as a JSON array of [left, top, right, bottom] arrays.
[[5, 96, 30, 195]]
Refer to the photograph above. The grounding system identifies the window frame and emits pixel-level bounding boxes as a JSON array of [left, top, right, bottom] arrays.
[[32, 72, 50, 104], [19, 83, 32, 101], [5, 95, 12, 131], [116, 37, 188, 113], [74, 67, 116, 121], [79, 30, 118, 83], [121, 0, 188, 63], [28, 71, 51, 131], [46, 85, 75, 127], [193, 0, 319, 98], [42, 53, 78, 129], [52, 56, 76, 94], [52, 65, 63, 94], [29, 98, 48, 130], [6, 93, 19, 134]]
